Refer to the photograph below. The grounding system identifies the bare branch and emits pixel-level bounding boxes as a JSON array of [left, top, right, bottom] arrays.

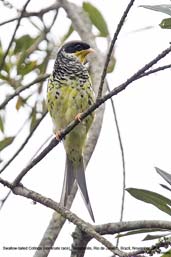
[[71, 219, 171, 256], [95, 220, 171, 235], [12, 136, 58, 187], [0, 74, 49, 110], [140, 64, 171, 78], [71, 227, 90, 257], [0, 2, 60, 27], [1, 175, 171, 256], [0, 190, 11, 210], [107, 83, 126, 251], [0, 0, 31, 71], [0, 177, 125, 257], [97, 0, 136, 99]]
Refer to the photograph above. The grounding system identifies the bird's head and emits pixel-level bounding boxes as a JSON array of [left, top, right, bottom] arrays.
[[60, 41, 95, 64]]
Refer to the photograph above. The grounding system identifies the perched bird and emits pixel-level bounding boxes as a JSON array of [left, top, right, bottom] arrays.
[[47, 41, 95, 222]]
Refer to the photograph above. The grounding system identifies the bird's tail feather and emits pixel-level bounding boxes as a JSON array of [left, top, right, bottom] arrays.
[[60, 156, 75, 206], [60, 154, 95, 222], [76, 156, 95, 222]]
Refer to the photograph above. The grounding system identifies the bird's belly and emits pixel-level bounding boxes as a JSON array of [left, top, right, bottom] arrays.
[[47, 80, 94, 155], [48, 85, 91, 128]]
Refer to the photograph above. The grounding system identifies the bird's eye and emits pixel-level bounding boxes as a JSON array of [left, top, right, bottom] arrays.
[[74, 44, 82, 51]]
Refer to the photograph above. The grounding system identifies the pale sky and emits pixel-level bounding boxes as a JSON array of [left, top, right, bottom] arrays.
[[0, 0, 171, 257]]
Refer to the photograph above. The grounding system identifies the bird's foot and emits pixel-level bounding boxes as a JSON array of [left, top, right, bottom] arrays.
[[55, 130, 62, 141], [75, 113, 83, 122]]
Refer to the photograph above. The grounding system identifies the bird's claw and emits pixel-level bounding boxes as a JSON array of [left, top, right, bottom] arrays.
[[75, 113, 83, 122], [55, 130, 62, 141]]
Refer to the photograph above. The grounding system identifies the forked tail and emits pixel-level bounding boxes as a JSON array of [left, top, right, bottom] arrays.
[[60, 155, 95, 222]]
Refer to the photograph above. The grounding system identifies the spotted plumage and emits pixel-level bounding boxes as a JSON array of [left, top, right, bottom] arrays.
[[47, 41, 95, 221]]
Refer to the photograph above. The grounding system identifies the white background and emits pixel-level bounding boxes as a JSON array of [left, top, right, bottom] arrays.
[[0, 0, 171, 256]]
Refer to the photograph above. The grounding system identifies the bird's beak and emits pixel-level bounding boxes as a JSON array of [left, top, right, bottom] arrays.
[[85, 48, 95, 55], [75, 48, 95, 63]]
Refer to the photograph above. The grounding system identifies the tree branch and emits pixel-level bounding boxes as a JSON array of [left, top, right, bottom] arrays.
[[0, 177, 125, 257], [140, 63, 171, 79], [0, 0, 31, 71], [1, 175, 171, 257], [97, 0, 136, 99], [107, 82, 126, 252], [0, 74, 49, 110], [0, 2, 60, 27], [0, 111, 47, 174], [71, 220, 171, 257], [0, 190, 11, 210], [95, 220, 171, 234]]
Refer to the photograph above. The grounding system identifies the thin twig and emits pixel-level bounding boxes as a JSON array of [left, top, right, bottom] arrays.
[[29, 134, 53, 162], [126, 239, 171, 257], [97, 0, 136, 99], [0, 0, 16, 10], [12, 45, 171, 186], [0, 2, 60, 27], [0, 0, 31, 71], [12, 137, 58, 186], [140, 64, 171, 78], [0, 17, 18, 26], [107, 83, 126, 251], [0, 190, 11, 210], [47, 8, 59, 31], [0, 111, 47, 174], [0, 74, 49, 110]]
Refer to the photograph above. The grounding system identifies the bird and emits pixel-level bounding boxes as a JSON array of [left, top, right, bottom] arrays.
[[47, 41, 95, 222]]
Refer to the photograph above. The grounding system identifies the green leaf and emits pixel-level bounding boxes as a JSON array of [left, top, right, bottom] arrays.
[[83, 2, 109, 37], [0, 115, 4, 133], [0, 72, 8, 81], [17, 60, 37, 76], [14, 35, 38, 54], [37, 59, 48, 75], [0, 137, 15, 151], [156, 167, 171, 186], [143, 233, 171, 241], [160, 18, 171, 29], [30, 108, 37, 132], [15, 96, 25, 111], [127, 188, 171, 216], [0, 46, 11, 74], [107, 56, 116, 73], [140, 5, 171, 16], [116, 228, 168, 238], [61, 24, 74, 43]]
